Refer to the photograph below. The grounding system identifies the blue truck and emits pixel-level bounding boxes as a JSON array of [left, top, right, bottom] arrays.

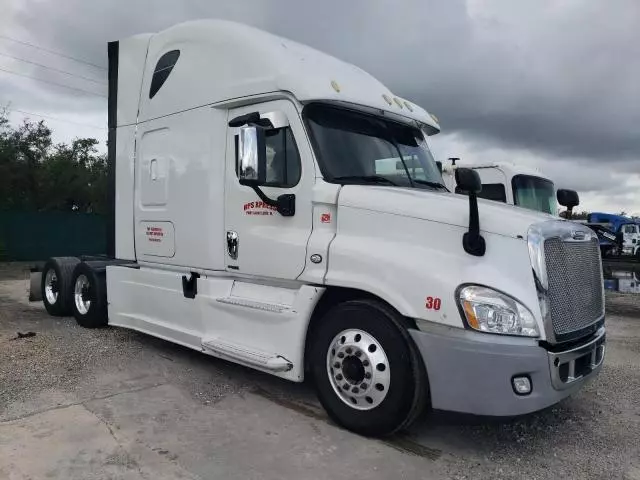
[[585, 212, 640, 258]]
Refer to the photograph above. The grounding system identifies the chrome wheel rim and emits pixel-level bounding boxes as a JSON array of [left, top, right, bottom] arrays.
[[74, 274, 91, 315], [326, 329, 390, 411], [44, 269, 58, 304]]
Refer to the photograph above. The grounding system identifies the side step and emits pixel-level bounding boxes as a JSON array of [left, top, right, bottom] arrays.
[[202, 338, 293, 372]]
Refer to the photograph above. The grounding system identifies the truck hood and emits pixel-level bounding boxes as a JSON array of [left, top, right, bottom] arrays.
[[338, 185, 555, 239]]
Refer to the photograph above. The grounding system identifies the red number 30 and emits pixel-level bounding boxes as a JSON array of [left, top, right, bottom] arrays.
[[425, 296, 441, 310]]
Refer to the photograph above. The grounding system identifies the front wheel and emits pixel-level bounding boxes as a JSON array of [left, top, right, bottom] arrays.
[[310, 299, 429, 437], [70, 262, 108, 328]]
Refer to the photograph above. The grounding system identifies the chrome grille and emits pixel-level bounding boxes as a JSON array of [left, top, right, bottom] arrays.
[[544, 237, 603, 336]]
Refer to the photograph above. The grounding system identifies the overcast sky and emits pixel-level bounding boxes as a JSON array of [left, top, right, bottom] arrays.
[[2, 0, 639, 214]]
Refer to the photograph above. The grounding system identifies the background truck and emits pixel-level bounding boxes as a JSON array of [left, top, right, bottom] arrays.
[[584, 212, 640, 258], [37, 19, 605, 437], [440, 160, 625, 250], [441, 160, 561, 215]]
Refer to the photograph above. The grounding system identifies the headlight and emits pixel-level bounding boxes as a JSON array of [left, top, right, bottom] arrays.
[[458, 286, 539, 337]]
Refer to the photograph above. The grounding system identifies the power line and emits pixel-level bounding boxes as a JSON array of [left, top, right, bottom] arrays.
[[9, 108, 106, 130], [0, 52, 106, 85], [0, 34, 106, 70], [0, 66, 107, 98]]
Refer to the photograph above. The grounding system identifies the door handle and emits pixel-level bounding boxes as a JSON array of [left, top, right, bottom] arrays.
[[150, 159, 158, 180], [227, 231, 239, 259]]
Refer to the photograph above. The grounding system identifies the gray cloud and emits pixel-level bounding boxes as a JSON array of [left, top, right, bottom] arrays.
[[2, 0, 639, 210]]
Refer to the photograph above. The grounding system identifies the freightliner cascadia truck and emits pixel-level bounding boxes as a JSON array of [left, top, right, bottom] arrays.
[[38, 20, 606, 436]]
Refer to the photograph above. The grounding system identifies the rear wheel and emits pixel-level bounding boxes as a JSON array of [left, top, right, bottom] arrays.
[[310, 299, 429, 437], [70, 262, 108, 328], [41, 257, 79, 316]]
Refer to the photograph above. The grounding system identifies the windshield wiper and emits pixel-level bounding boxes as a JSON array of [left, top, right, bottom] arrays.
[[413, 179, 448, 190], [332, 175, 398, 186]]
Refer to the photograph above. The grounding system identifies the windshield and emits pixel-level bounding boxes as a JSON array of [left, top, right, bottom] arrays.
[[304, 103, 445, 190], [511, 175, 558, 215]]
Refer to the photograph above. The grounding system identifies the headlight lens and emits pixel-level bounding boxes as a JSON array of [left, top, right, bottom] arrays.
[[458, 286, 539, 337]]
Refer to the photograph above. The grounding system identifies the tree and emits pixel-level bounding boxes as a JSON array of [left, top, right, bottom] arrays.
[[0, 107, 107, 213], [559, 210, 590, 220]]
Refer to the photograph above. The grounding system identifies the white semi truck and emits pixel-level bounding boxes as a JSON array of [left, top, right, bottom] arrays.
[[39, 20, 605, 436], [441, 160, 570, 216]]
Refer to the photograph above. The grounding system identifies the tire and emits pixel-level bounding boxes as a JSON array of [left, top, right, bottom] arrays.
[[70, 262, 108, 328], [41, 257, 80, 316], [310, 299, 429, 437]]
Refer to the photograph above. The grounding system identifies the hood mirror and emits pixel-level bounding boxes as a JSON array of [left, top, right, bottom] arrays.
[[455, 167, 482, 194], [455, 168, 485, 257], [557, 189, 579, 220]]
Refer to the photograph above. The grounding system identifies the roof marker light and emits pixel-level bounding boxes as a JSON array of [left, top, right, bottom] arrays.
[[404, 101, 413, 112], [331, 80, 341, 93], [430, 113, 439, 124], [393, 97, 403, 109], [382, 94, 392, 105]]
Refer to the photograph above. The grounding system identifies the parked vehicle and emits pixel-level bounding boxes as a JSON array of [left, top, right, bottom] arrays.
[[37, 20, 605, 436], [440, 160, 624, 253], [586, 212, 640, 258], [441, 160, 562, 215]]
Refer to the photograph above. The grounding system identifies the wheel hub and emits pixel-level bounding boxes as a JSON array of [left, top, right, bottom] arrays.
[[44, 270, 59, 304], [327, 328, 391, 411], [74, 274, 92, 315], [342, 355, 365, 384], [81, 285, 91, 302]]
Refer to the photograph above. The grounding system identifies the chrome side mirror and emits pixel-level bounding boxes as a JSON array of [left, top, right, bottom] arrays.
[[238, 125, 267, 185]]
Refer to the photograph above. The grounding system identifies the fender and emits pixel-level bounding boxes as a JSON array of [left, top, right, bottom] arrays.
[[324, 206, 543, 336]]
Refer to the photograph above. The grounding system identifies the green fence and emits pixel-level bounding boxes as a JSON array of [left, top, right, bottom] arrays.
[[0, 211, 106, 261]]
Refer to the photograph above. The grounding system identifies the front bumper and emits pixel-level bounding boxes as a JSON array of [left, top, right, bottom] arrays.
[[410, 323, 605, 416]]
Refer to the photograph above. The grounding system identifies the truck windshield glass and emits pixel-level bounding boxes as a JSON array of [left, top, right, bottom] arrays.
[[512, 175, 557, 215], [304, 104, 445, 190]]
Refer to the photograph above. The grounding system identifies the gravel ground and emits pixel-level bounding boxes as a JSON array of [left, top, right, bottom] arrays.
[[1, 262, 639, 479]]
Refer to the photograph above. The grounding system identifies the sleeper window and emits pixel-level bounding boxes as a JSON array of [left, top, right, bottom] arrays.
[[149, 50, 180, 99], [263, 127, 301, 188]]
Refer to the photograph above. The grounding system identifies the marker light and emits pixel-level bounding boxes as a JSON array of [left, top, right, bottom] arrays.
[[331, 80, 341, 93]]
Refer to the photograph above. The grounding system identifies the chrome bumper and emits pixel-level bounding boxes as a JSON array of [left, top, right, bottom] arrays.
[[548, 327, 606, 390]]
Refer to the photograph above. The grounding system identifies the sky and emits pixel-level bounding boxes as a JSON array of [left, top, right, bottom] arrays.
[[1, 0, 639, 214]]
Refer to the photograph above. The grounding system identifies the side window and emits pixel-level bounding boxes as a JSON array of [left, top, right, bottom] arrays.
[[263, 127, 301, 188], [149, 50, 180, 99], [455, 183, 506, 203], [477, 183, 507, 202]]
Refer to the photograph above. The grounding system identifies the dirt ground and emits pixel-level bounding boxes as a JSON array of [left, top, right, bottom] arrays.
[[0, 262, 639, 480]]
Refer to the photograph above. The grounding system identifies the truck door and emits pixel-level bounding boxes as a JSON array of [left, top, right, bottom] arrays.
[[224, 100, 315, 280]]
